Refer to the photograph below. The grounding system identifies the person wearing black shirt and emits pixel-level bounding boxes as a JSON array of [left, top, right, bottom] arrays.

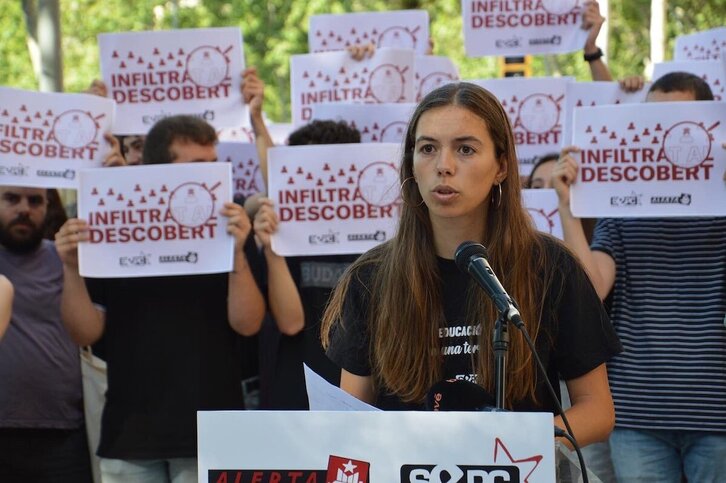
[[321, 82, 621, 449]]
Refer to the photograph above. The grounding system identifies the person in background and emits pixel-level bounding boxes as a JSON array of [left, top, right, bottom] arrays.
[[321, 83, 621, 451], [553, 72, 726, 483], [55, 115, 265, 483], [0, 186, 93, 483]]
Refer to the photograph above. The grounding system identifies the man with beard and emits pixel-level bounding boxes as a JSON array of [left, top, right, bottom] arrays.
[[0, 186, 92, 482]]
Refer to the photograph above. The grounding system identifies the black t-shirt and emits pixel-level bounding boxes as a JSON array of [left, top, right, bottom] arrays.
[[327, 237, 622, 411], [266, 254, 359, 409], [86, 234, 262, 459]]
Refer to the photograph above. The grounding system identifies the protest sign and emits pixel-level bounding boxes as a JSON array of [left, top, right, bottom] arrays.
[[562, 81, 649, 146], [216, 142, 265, 199], [309, 10, 430, 55], [415, 55, 460, 101], [522, 189, 563, 240], [652, 60, 726, 101], [472, 77, 572, 175], [674, 27, 726, 61], [571, 101, 726, 217], [268, 143, 400, 256], [310, 103, 415, 144], [0, 87, 115, 189], [462, 0, 588, 57], [99, 27, 245, 134], [291, 48, 415, 127], [78, 163, 233, 277]]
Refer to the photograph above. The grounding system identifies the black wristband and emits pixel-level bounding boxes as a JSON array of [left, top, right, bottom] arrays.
[[584, 47, 604, 62]]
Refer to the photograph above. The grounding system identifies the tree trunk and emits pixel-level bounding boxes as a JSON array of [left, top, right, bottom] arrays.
[[649, 0, 667, 71], [22, 0, 63, 92]]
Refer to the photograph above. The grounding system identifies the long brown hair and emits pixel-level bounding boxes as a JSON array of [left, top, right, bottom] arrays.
[[321, 82, 557, 406]]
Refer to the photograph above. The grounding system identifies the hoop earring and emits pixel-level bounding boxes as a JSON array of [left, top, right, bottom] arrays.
[[400, 176, 424, 207], [491, 183, 502, 209]]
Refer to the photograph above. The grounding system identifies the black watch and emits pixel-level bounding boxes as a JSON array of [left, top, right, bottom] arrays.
[[584, 47, 604, 62]]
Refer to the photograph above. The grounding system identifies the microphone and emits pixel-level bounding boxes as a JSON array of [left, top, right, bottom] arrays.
[[454, 242, 524, 329], [424, 379, 496, 411]]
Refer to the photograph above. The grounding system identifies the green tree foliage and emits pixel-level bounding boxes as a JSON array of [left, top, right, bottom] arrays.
[[1, 0, 724, 122]]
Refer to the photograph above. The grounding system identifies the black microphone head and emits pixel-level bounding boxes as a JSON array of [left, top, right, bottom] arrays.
[[454, 241, 489, 274], [425, 378, 495, 411]]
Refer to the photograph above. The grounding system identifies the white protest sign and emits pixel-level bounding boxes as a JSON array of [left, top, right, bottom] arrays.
[[415, 55, 460, 101], [562, 81, 650, 146], [652, 60, 726, 101], [291, 48, 415, 127], [267, 122, 295, 146], [268, 143, 400, 256], [99, 27, 245, 135], [462, 0, 588, 57], [308, 10, 430, 55], [78, 163, 233, 278], [472, 77, 572, 175], [0, 87, 115, 189], [522, 189, 563, 240], [674, 27, 726, 61], [571, 101, 726, 217], [198, 411, 556, 483], [216, 125, 255, 143], [310, 103, 416, 144], [216, 142, 265, 199]]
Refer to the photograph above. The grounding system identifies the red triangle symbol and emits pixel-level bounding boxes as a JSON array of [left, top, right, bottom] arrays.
[[20, 104, 27, 112], [323, 163, 331, 171], [288, 177, 295, 184], [117, 193, 124, 201], [127, 200, 134, 207], [316, 179, 323, 186], [127, 51, 135, 59], [306, 173, 313, 180], [98, 199, 105, 206], [161, 185, 168, 192], [159, 198, 165, 205], [112, 51, 119, 58], [329, 175, 336, 182], [134, 184, 142, 192], [119, 61, 126, 69], [153, 48, 160, 55], [107, 188, 114, 196]]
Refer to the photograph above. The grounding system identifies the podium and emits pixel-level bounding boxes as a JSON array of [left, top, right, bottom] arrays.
[[198, 410, 557, 482]]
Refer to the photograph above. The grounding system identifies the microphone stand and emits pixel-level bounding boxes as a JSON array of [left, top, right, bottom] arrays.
[[493, 312, 508, 410]]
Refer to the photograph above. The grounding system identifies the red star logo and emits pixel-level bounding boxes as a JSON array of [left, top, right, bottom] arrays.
[[493, 437, 542, 483]]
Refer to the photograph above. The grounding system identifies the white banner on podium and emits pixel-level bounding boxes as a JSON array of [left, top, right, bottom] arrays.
[[198, 410, 556, 482]]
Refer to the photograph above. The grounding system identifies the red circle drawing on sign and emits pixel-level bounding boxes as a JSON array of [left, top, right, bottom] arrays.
[[662, 121, 712, 169], [418, 72, 456, 101], [185, 46, 230, 88], [527, 208, 556, 234], [541, 0, 579, 15], [168, 182, 215, 228], [368, 64, 406, 103], [52, 110, 99, 149], [380, 121, 408, 143], [357, 161, 400, 207], [517, 94, 560, 134], [377, 26, 417, 50]]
